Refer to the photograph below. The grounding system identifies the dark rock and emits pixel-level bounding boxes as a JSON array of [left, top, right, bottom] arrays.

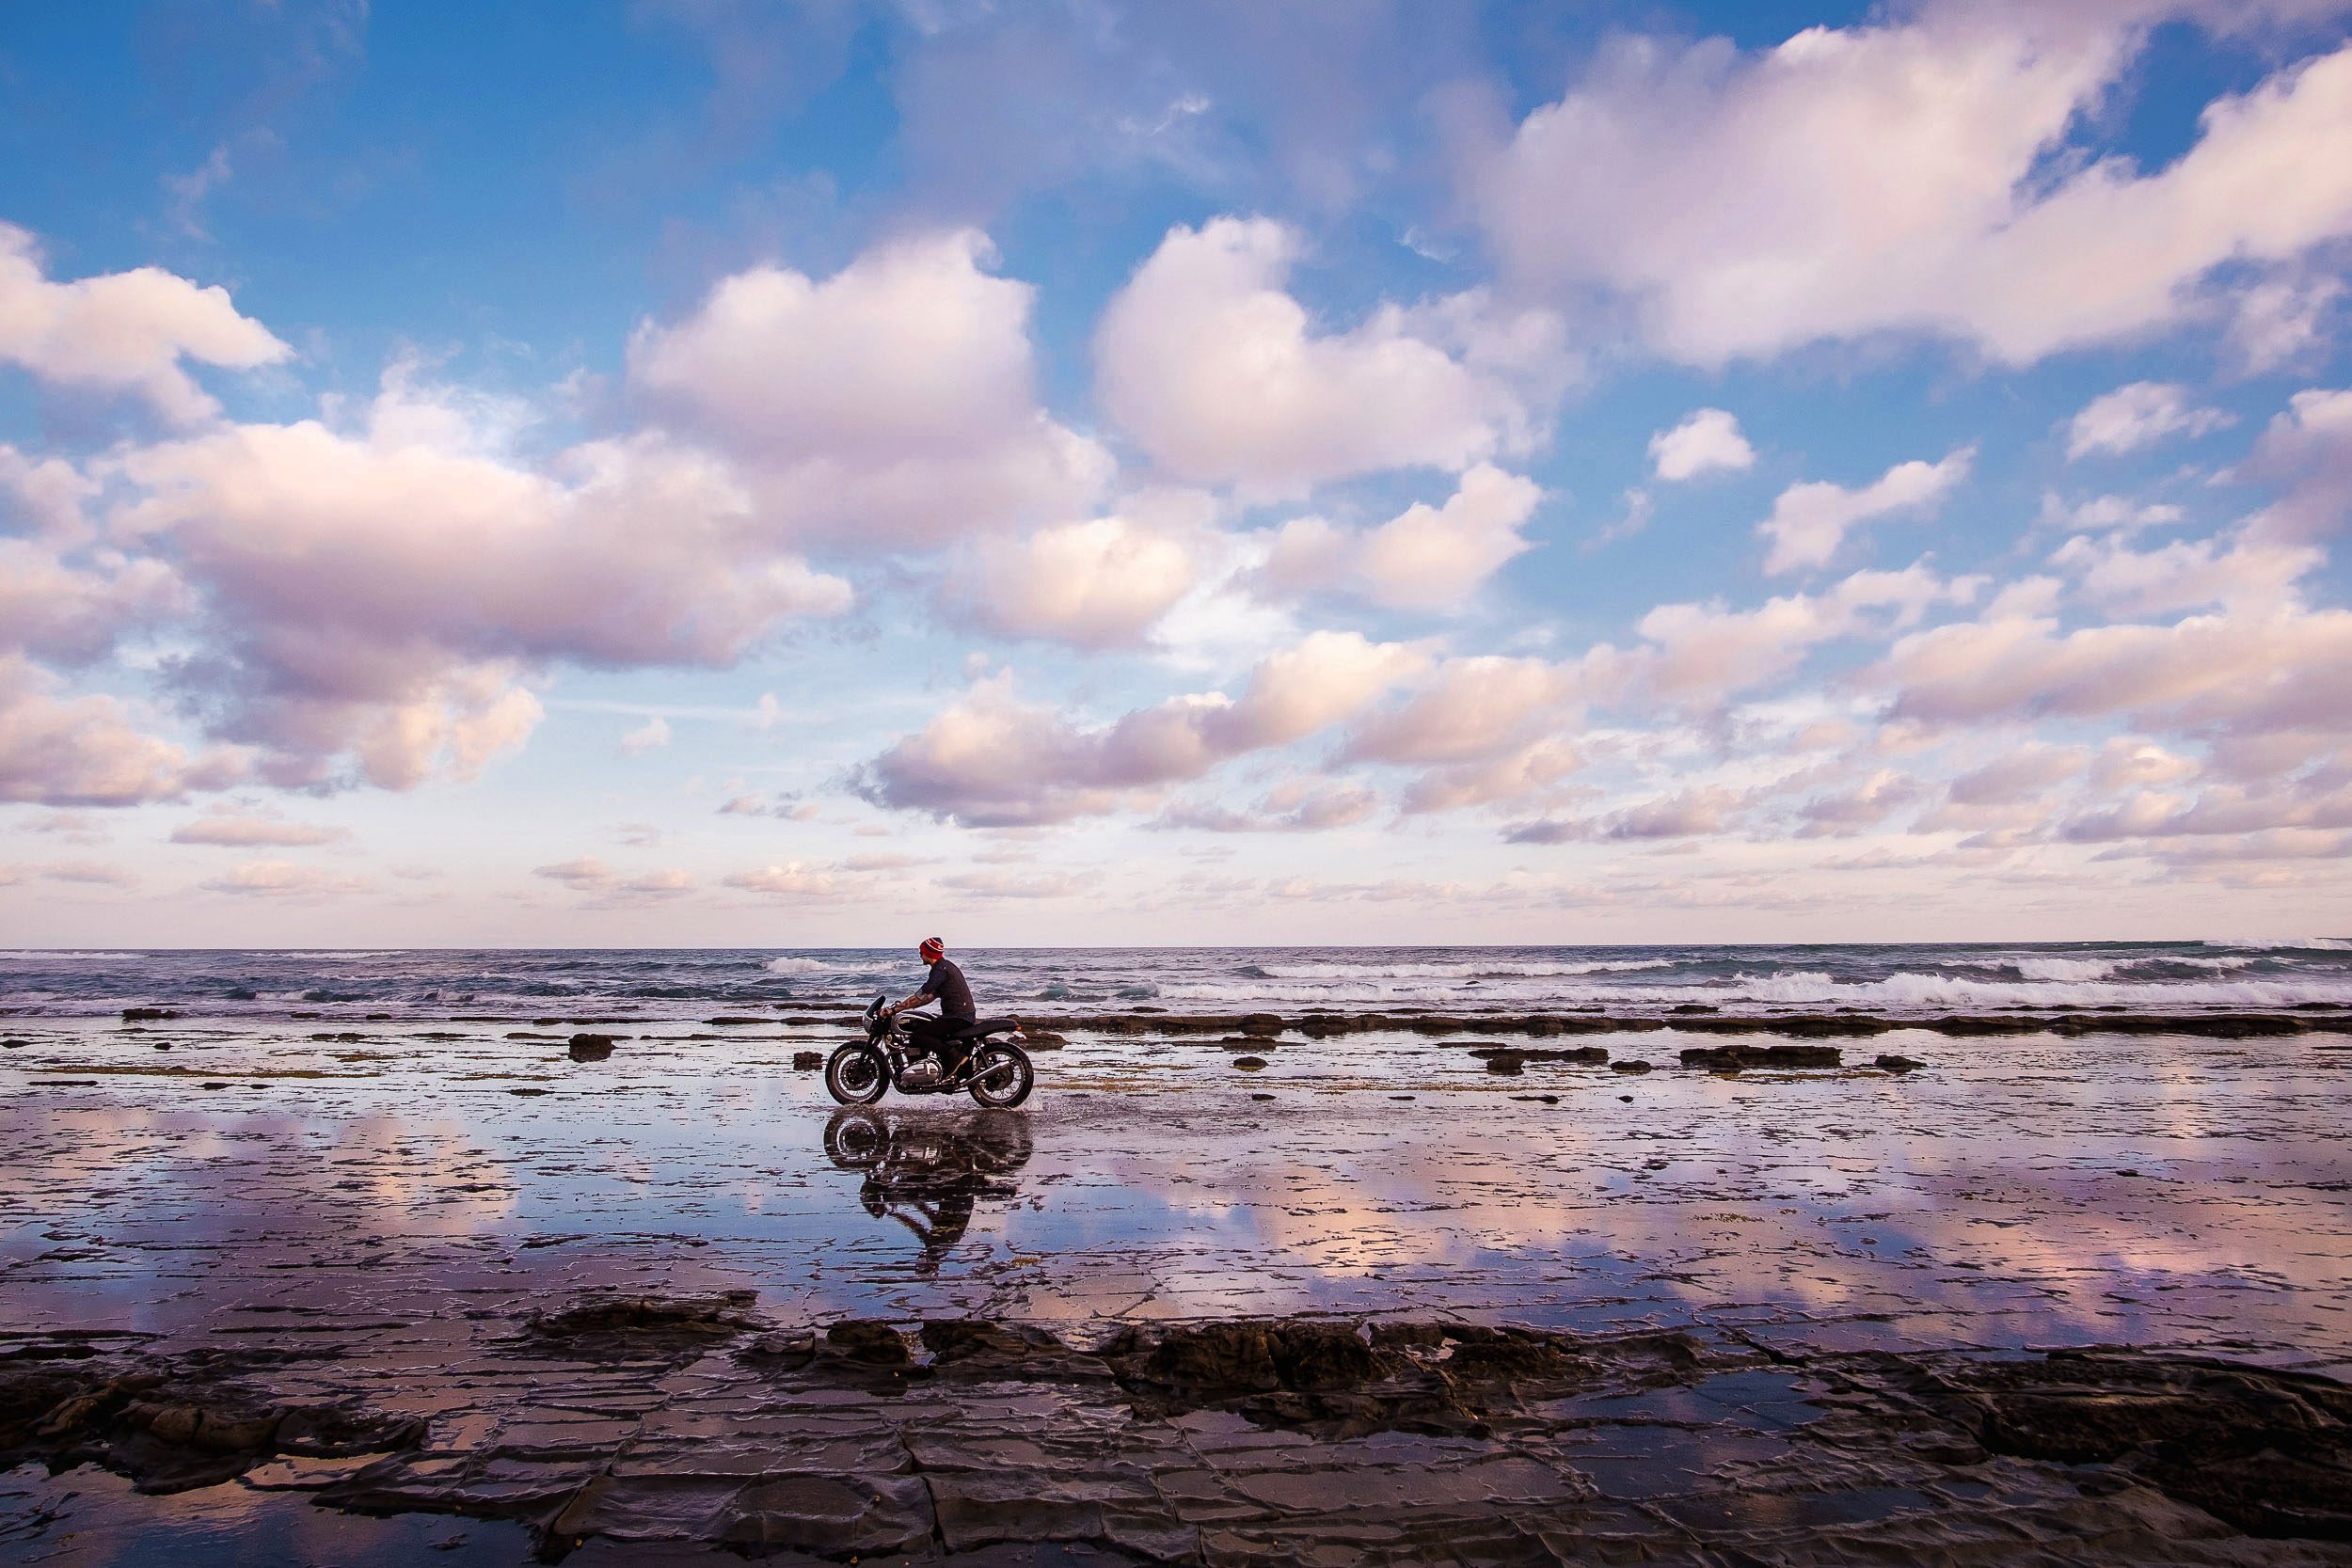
[[1875, 1053, 1927, 1072], [1669, 1004, 1718, 1015], [567, 1034, 615, 1062], [506, 1086, 548, 1096], [1908, 1349, 2352, 1540], [1481, 1052, 1525, 1075], [1238, 1013, 1285, 1037], [2048, 1012, 2313, 1039], [1249, 1091, 1275, 1101], [1611, 1059, 1653, 1073], [791, 1051, 823, 1070], [705, 1016, 765, 1026], [822, 1320, 910, 1366], [1675, 1015, 1892, 1037], [1015, 1029, 1067, 1048], [526, 1292, 762, 1356], [1678, 1043, 1843, 1070], [119, 1007, 176, 1022], [1232, 1054, 1268, 1070], [1467, 1044, 1607, 1065]]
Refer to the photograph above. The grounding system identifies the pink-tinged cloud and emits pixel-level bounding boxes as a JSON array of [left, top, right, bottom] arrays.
[[167, 813, 345, 847], [1757, 451, 1971, 575], [0, 223, 290, 424], [1096, 216, 1540, 494], [1476, 14, 2352, 365], [858, 632, 1427, 825], [109, 372, 850, 789], [1262, 466, 1545, 610], [0, 657, 245, 807], [629, 230, 1111, 545], [199, 860, 373, 899]]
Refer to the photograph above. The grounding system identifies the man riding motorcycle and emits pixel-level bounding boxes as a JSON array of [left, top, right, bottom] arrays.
[[884, 937, 980, 1081]]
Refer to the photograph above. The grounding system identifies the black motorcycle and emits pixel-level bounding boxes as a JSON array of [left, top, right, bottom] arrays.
[[825, 993, 1036, 1108], [823, 1106, 1034, 1275]]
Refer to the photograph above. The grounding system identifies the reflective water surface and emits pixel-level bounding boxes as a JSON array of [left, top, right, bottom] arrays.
[[2, 1007, 2348, 1560]]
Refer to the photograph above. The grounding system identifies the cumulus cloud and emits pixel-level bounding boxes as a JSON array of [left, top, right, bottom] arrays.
[[0, 223, 292, 424], [1261, 465, 1544, 610], [0, 657, 244, 806], [0, 539, 188, 665], [1876, 593, 2352, 741], [1648, 408, 1755, 481], [619, 716, 672, 755], [109, 370, 850, 788], [0, 444, 100, 539], [1152, 778, 1377, 832], [1637, 562, 1978, 704], [1507, 784, 1747, 844], [1095, 216, 1542, 493], [2051, 531, 2321, 615], [168, 811, 344, 847], [2239, 387, 2352, 543], [2065, 381, 2233, 459], [629, 229, 1110, 545], [959, 492, 1208, 647], [532, 856, 693, 905], [199, 860, 373, 899], [857, 631, 1427, 825], [1473, 15, 2352, 365], [1757, 449, 1971, 574], [2228, 273, 2345, 373], [39, 859, 137, 887]]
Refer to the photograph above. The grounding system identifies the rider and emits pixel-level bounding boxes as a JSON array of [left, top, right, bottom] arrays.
[[886, 936, 978, 1079]]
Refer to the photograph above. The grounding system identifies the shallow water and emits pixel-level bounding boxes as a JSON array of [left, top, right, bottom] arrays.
[[3, 997, 2349, 1560]]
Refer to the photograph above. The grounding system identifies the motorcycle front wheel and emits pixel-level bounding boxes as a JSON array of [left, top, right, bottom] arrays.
[[825, 1043, 888, 1105], [965, 1043, 1034, 1108]]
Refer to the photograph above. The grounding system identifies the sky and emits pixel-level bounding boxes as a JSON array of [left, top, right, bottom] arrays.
[[4, 0, 2352, 948]]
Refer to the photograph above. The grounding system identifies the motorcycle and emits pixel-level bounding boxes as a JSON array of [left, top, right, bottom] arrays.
[[824, 993, 1036, 1108]]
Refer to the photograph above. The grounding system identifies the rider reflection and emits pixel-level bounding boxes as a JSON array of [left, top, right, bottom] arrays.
[[824, 1107, 1034, 1275]]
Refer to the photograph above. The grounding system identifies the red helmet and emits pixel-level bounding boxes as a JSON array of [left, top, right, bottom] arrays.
[[918, 936, 945, 962]]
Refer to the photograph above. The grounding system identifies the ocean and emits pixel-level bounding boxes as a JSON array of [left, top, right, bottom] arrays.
[[4, 939, 2349, 1018]]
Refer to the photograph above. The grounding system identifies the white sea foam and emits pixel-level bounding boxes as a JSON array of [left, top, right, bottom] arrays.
[[763, 957, 834, 974]]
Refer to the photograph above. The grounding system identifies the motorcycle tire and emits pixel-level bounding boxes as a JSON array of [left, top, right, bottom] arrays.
[[825, 1043, 888, 1105], [824, 1107, 888, 1167], [965, 1042, 1035, 1108]]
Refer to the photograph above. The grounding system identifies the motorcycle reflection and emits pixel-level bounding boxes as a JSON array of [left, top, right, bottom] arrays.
[[823, 1107, 1034, 1275]]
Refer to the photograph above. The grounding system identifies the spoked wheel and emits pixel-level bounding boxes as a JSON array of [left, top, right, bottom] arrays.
[[824, 1107, 888, 1167], [825, 1043, 888, 1105], [965, 1043, 1034, 1108]]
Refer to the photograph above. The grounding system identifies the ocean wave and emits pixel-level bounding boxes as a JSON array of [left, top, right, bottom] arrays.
[[1609, 969, 2352, 1011], [763, 957, 834, 974]]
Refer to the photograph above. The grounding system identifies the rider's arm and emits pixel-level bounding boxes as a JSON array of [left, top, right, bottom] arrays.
[[888, 989, 935, 1016]]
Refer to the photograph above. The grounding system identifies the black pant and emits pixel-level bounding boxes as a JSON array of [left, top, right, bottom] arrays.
[[905, 1014, 978, 1071]]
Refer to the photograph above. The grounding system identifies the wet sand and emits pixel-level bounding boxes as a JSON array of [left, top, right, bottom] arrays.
[[3, 1007, 2350, 1561]]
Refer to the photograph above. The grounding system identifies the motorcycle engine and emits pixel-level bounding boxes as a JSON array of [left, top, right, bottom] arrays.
[[898, 1058, 942, 1091]]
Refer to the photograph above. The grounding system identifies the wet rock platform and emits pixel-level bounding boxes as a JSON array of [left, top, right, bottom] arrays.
[[3, 1005, 2350, 1561]]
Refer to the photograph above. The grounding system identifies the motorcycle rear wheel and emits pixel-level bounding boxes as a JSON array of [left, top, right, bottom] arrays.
[[965, 1043, 1034, 1108], [825, 1043, 887, 1105]]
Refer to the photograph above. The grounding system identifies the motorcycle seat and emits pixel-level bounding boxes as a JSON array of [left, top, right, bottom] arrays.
[[967, 1018, 1020, 1036]]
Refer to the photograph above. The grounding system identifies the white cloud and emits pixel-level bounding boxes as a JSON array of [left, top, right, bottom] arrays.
[[1095, 216, 1536, 494], [857, 632, 1427, 825], [2240, 386, 2352, 543], [1474, 17, 2352, 365], [960, 493, 1207, 647], [1262, 465, 1544, 610], [2228, 273, 2345, 372], [0, 657, 245, 807], [620, 716, 673, 755], [108, 370, 850, 788], [1757, 449, 1971, 574], [198, 860, 373, 900], [169, 811, 344, 847], [2051, 530, 2320, 615], [1648, 407, 1755, 481], [629, 229, 1110, 545], [532, 856, 693, 906], [723, 862, 846, 898], [2065, 381, 2233, 459], [0, 223, 292, 424]]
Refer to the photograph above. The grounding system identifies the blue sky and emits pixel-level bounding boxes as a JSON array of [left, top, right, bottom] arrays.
[[4, 0, 2351, 946]]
